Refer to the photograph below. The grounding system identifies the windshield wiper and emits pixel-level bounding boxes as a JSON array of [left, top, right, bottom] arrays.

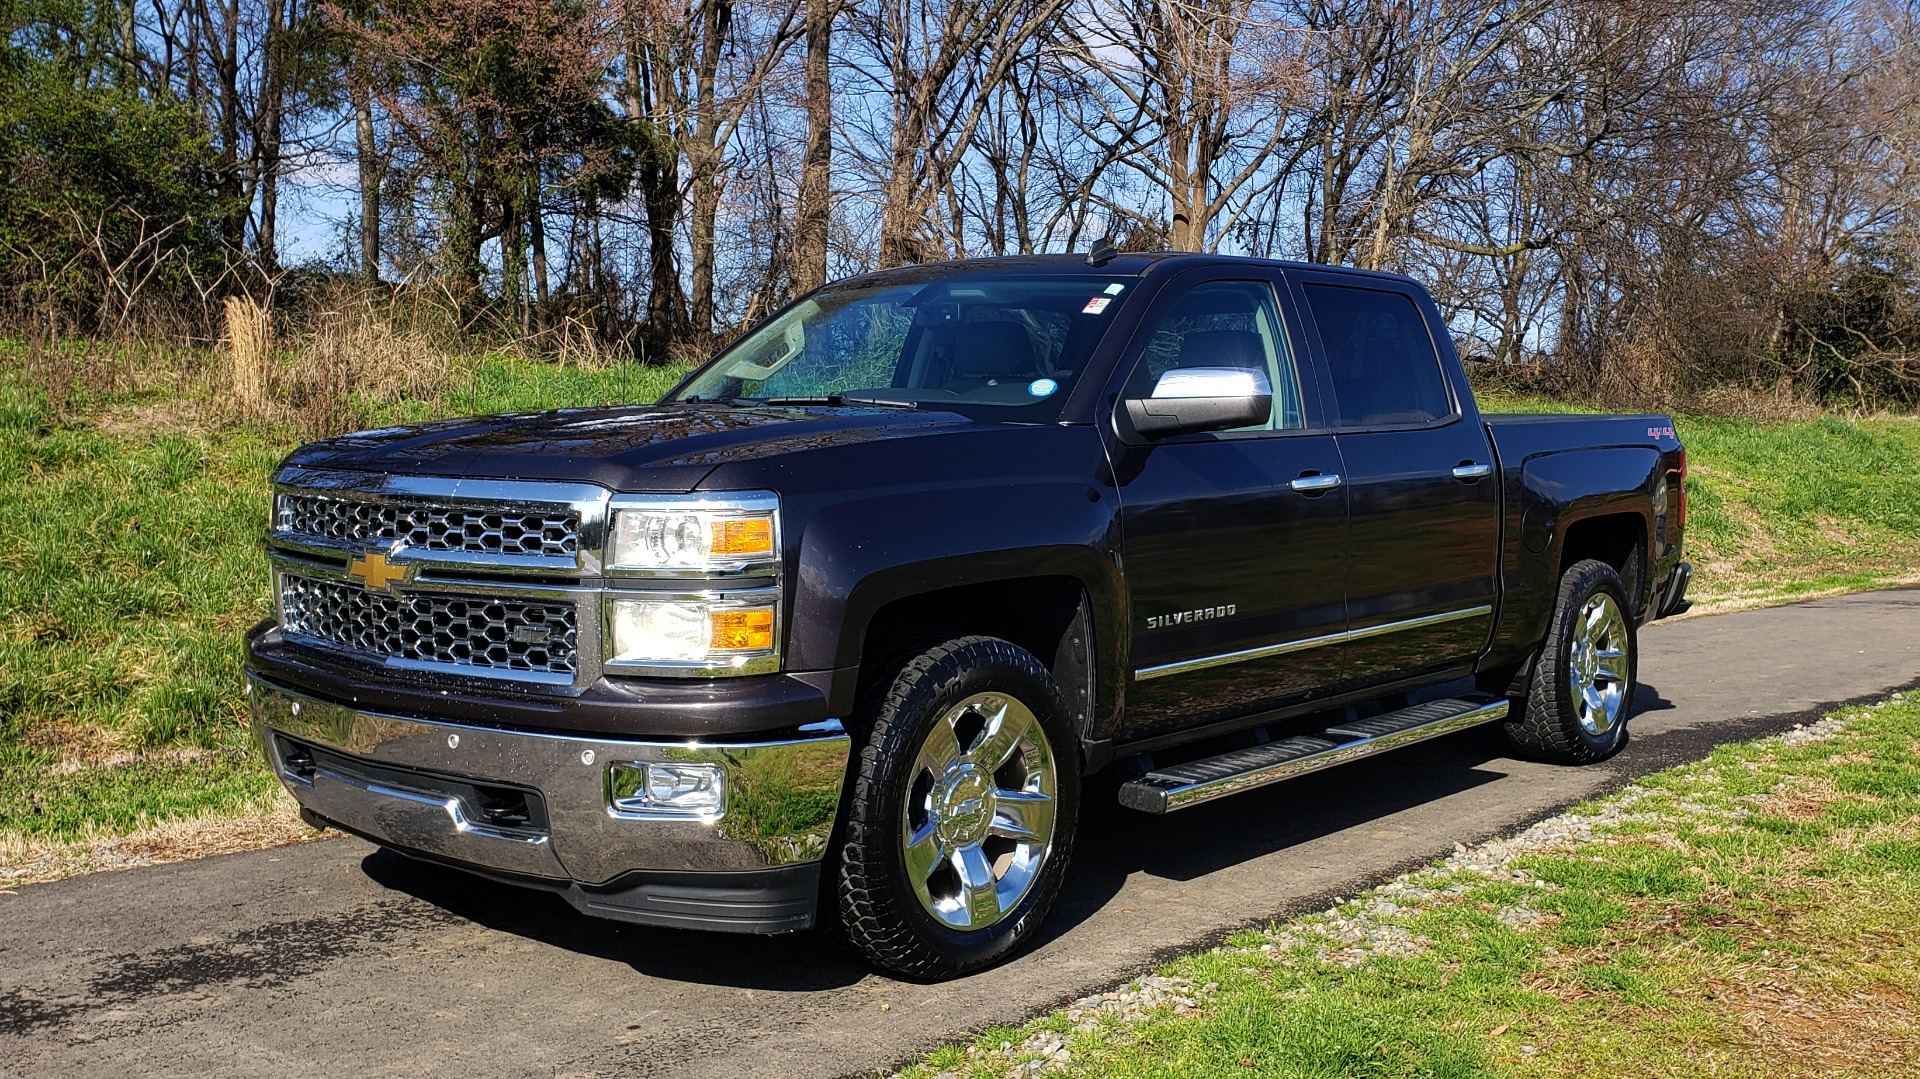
[[755, 394, 919, 410]]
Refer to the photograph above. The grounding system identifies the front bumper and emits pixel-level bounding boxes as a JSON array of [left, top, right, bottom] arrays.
[[247, 675, 852, 933]]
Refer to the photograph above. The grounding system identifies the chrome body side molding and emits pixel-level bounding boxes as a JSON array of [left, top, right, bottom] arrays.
[[1134, 604, 1493, 681]]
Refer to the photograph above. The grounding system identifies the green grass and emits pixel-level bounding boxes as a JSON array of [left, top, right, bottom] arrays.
[[1481, 390, 1920, 608], [1676, 414, 1920, 606], [0, 347, 1916, 846], [904, 693, 1920, 1078], [0, 348, 686, 842]]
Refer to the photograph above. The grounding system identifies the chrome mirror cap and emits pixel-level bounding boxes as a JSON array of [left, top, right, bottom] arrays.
[[1125, 367, 1272, 438], [1150, 366, 1271, 399]]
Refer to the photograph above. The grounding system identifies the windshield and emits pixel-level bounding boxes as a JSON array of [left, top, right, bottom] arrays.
[[669, 275, 1134, 418]]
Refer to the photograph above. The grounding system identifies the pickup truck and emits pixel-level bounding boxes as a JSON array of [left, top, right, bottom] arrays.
[[245, 252, 1691, 978]]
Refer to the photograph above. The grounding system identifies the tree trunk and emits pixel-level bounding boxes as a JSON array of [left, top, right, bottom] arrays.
[[793, 0, 834, 293], [638, 147, 689, 348], [215, 0, 245, 251], [349, 63, 381, 280], [686, 1, 732, 337], [118, 0, 138, 87], [877, 87, 928, 268], [624, 32, 688, 353], [256, 0, 288, 272], [528, 166, 551, 324]]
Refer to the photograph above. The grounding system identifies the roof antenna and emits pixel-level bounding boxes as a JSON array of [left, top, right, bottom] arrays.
[[1084, 235, 1119, 268]]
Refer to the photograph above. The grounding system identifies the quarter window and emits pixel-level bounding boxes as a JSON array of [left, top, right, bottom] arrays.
[[1301, 284, 1452, 427]]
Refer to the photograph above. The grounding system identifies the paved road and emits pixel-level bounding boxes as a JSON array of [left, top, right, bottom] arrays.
[[4, 588, 1919, 1079]]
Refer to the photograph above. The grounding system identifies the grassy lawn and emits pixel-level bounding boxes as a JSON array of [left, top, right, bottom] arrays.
[[1678, 414, 1920, 609], [0, 346, 687, 847], [907, 692, 1920, 1078], [1481, 392, 1920, 611], [0, 345, 1916, 853]]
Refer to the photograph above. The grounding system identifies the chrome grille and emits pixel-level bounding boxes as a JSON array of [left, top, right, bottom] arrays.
[[279, 574, 578, 677], [277, 494, 580, 559]]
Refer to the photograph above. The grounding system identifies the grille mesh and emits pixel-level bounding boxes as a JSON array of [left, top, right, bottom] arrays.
[[279, 574, 578, 676], [277, 494, 580, 559]]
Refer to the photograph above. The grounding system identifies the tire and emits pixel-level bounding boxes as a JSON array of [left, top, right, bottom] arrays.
[[838, 636, 1080, 979], [1504, 558, 1638, 764]]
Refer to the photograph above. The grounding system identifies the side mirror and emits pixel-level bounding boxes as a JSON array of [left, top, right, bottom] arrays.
[[1124, 367, 1272, 437]]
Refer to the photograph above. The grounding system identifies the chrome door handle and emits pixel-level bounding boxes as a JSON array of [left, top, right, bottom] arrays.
[[1289, 473, 1343, 493], [1453, 463, 1493, 480]]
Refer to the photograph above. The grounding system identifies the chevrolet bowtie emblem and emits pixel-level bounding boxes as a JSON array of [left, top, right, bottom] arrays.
[[346, 551, 411, 592]]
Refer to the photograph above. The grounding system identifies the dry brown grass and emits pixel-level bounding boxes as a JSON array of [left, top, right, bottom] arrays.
[[223, 294, 269, 413], [1689, 381, 1839, 422], [0, 790, 322, 889]]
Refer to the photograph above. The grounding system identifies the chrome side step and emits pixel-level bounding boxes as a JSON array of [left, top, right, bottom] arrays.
[[1117, 695, 1510, 814]]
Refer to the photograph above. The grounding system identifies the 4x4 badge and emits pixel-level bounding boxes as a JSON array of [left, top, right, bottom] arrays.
[[346, 551, 411, 593]]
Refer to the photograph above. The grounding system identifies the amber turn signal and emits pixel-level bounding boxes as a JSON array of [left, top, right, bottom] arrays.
[[709, 517, 774, 557], [710, 608, 775, 651]]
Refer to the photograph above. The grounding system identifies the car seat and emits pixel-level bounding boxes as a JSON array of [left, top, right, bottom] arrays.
[[943, 321, 1042, 392]]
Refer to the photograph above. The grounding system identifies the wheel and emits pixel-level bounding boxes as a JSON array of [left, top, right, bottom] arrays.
[[1504, 558, 1637, 763], [838, 636, 1079, 979]]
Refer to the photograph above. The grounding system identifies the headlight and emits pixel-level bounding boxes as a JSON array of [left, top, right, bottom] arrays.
[[606, 593, 779, 672], [606, 493, 779, 574]]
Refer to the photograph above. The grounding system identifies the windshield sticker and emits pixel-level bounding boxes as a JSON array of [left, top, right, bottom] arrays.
[[1028, 378, 1059, 398], [1081, 296, 1112, 315], [1103, 283, 1126, 295]]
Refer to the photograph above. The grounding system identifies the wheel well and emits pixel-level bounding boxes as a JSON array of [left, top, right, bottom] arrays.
[[859, 577, 1095, 744], [1559, 512, 1647, 613]]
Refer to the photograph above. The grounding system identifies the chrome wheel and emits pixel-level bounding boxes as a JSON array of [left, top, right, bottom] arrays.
[[1569, 592, 1630, 735], [901, 691, 1058, 931]]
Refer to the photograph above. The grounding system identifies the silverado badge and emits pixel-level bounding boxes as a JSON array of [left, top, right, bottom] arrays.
[[346, 551, 411, 593]]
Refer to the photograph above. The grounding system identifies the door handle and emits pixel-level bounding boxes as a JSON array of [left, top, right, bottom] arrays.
[[1289, 473, 1343, 493], [1453, 463, 1493, 481]]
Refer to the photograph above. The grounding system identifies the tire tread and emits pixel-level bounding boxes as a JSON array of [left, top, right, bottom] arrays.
[[1504, 558, 1636, 765], [837, 636, 1076, 979]]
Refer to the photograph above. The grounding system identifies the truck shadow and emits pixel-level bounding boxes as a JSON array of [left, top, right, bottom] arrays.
[[358, 848, 875, 991]]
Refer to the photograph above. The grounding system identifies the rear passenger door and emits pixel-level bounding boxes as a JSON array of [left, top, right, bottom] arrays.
[[1110, 271, 1350, 737], [1285, 271, 1499, 686]]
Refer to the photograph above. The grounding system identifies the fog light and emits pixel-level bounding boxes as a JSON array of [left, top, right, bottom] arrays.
[[608, 760, 727, 819]]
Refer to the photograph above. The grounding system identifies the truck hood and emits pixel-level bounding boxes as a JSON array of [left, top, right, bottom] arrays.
[[279, 403, 976, 491]]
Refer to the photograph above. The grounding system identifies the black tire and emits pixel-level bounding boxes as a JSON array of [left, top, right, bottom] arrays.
[[1504, 558, 1638, 764], [837, 636, 1080, 979]]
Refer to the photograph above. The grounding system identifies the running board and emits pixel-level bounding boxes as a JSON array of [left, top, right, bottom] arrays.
[[1117, 695, 1510, 814]]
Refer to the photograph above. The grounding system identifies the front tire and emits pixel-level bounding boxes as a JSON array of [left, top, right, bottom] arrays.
[[1504, 558, 1637, 763], [838, 636, 1079, 979]]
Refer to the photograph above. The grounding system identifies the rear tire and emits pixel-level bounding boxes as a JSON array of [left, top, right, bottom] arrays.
[[837, 636, 1079, 979], [1504, 559, 1637, 764]]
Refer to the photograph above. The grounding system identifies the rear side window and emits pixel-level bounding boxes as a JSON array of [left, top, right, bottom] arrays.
[[1301, 284, 1451, 427]]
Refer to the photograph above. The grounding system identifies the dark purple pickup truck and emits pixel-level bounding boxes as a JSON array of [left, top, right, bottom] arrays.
[[245, 252, 1690, 978]]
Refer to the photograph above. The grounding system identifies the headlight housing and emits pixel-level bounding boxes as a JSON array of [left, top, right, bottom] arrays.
[[605, 592, 780, 674], [606, 492, 780, 576], [600, 493, 783, 676]]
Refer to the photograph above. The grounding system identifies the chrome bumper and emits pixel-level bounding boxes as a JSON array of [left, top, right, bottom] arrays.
[[246, 676, 852, 885]]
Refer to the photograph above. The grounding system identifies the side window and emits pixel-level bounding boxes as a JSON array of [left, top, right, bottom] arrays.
[[1126, 280, 1305, 431], [1300, 284, 1452, 427]]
